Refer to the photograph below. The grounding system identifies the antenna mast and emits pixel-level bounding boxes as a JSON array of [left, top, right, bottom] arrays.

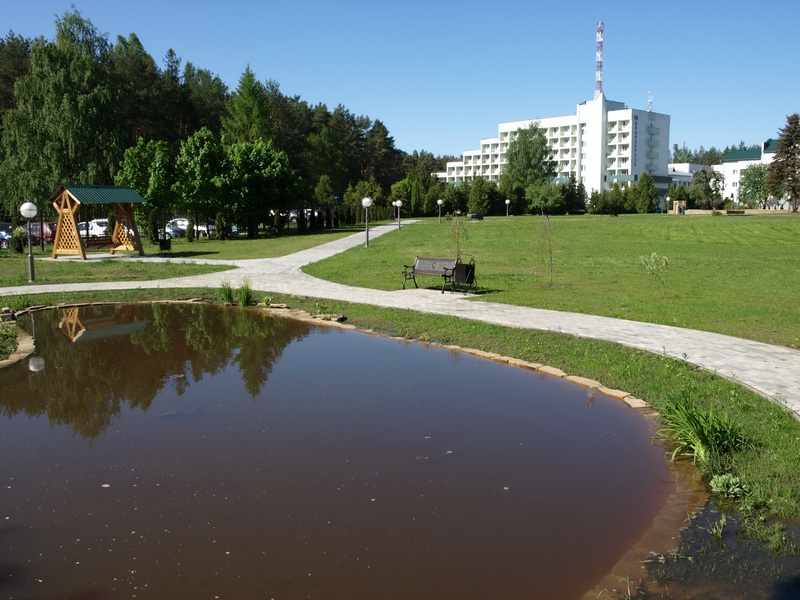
[[594, 21, 604, 99]]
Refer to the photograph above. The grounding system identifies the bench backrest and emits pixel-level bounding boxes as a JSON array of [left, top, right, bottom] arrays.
[[415, 257, 456, 273]]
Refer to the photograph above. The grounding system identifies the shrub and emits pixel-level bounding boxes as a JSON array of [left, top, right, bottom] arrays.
[[11, 227, 26, 253]]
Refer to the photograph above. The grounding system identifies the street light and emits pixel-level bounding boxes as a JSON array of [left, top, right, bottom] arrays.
[[505, 198, 511, 219], [395, 200, 402, 230], [437, 199, 443, 223], [665, 196, 671, 214], [20, 202, 37, 283], [361, 196, 373, 247]]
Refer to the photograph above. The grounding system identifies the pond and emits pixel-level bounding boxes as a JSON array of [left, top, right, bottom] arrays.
[[2, 303, 693, 600]]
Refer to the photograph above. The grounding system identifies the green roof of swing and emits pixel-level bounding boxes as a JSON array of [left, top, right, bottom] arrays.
[[50, 184, 146, 205]]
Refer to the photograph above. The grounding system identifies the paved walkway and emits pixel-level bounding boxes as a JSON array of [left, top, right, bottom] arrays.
[[3, 223, 799, 419]]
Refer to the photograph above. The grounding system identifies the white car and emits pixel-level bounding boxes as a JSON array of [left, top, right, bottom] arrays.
[[78, 220, 109, 237], [89, 219, 109, 237], [169, 218, 211, 238]]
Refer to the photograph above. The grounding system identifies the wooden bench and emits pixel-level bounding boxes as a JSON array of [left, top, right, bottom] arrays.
[[82, 235, 128, 254], [401, 255, 477, 294]]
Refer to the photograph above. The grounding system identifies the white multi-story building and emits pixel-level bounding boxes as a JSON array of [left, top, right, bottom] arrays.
[[437, 91, 671, 195], [713, 140, 777, 204]]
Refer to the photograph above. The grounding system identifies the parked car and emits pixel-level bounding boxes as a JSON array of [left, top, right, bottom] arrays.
[[161, 221, 184, 239], [89, 218, 109, 237], [23, 221, 57, 245], [167, 217, 212, 238], [0, 222, 11, 249], [76, 220, 109, 238]]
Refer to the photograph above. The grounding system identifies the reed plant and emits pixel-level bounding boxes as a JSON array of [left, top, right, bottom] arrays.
[[237, 280, 256, 306], [657, 393, 750, 474], [220, 280, 235, 304]]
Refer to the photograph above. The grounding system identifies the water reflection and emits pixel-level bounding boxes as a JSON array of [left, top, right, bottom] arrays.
[[3, 304, 306, 439], [1, 304, 679, 600]]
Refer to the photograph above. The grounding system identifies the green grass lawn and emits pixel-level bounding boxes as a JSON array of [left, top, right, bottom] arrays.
[[0, 226, 363, 286], [305, 213, 800, 348]]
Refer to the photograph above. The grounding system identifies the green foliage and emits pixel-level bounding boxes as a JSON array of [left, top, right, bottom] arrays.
[[467, 176, 493, 215], [222, 139, 291, 238], [314, 174, 334, 206], [739, 163, 769, 208], [221, 65, 271, 144], [691, 169, 725, 209], [0, 8, 123, 215], [0, 327, 16, 360], [526, 181, 563, 215], [504, 122, 556, 191], [710, 473, 748, 499], [237, 280, 255, 306], [657, 394, 750, 474], [174, 126, 224, 220], [10, 226, 26, 253], [220, 280, 234, 304], [632, 172, 659, 213], [766, 113, 800, 212]]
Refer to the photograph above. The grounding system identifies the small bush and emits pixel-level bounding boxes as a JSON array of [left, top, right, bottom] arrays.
[[0, 327, 16, 360], [710, 473, 748, 498], [11, 227, 26, 253]]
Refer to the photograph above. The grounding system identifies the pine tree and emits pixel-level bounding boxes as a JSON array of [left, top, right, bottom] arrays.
[[766, 113, 800, 212]]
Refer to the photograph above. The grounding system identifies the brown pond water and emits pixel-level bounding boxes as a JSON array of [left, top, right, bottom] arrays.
[[2, 303, 684, 600]]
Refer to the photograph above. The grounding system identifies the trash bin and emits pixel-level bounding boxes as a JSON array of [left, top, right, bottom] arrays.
[[159, 237, 171, 252]]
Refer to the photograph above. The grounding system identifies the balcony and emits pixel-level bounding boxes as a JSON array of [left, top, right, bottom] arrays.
[[647, 125, 660, 135]]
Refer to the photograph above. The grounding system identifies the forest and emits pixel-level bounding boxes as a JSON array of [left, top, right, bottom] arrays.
[[0, 9, 459, 238]]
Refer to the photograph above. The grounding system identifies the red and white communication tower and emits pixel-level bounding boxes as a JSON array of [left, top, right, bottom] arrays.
[[595, 21, 604, 99]]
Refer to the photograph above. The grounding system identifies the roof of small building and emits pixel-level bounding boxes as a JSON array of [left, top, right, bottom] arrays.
[[763, 138, 778, 153], [49, 185, 146, 205], [722, 148, 761, 163]]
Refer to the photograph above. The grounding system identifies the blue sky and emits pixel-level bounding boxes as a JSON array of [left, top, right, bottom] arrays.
[[5, 1, 798, 158]]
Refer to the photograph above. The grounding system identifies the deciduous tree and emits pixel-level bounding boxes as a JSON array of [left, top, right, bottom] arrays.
[[174, 127, 224, 234], [739, 163, 769, 208], [0, 9, 122, 214], [504, 122, 556, 191]]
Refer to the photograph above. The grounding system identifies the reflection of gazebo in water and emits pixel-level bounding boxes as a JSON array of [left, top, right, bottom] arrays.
[[58, 306, 149, 343], [49, 185, 146, 260]]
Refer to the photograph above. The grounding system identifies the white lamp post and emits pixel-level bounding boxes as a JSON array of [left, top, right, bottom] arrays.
[[665, 196, 671, 214], [395, 200, 402, 230], [505, 198, 511, 219], [437, 199, 443, 223], [20, 202, 37, 283], [361, 197, 373, 247], [28, 311, 45, 372]]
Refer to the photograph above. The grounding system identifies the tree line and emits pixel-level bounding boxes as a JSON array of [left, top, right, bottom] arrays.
[[2, 8, 797, 231], [0, 8, 457, 237], [670, 142, 760, 166]]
